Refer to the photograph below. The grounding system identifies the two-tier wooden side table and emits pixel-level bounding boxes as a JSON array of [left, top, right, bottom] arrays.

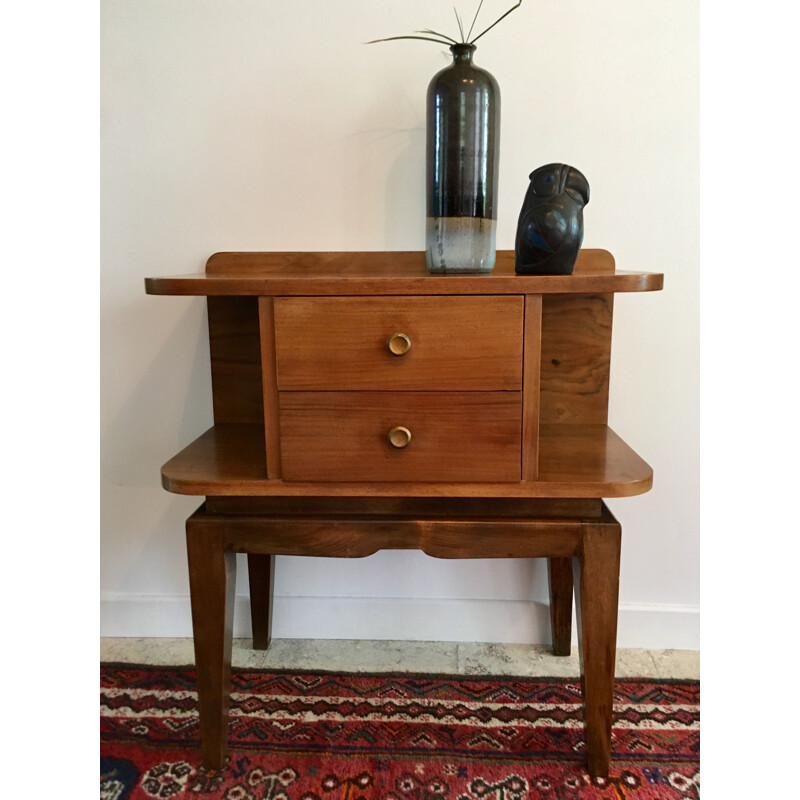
[[145, 249, 663, 778]]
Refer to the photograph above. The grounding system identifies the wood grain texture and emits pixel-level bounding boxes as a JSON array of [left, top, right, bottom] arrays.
[[257, 298, 281, 479], [540, 294, 613, 424], [144, 250, 664, 296], [205, 496, 603, 518], [521, 295, 542, 480], [195, 510, 582, 560], [536, 424, 652, 488], [247, 553, 275, 650], [186, 511, 236, 770], [207, 297, 263, 424], [274, 295, 523, 391], [574, 505, 622, 778], [548, 557, 574, 656], [279, 391, 522, 482], [205, 250, 614, 276], [160, 424, 652, 497]]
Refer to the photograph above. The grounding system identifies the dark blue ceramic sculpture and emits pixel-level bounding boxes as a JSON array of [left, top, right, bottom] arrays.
[[515, 164, 590, 275]]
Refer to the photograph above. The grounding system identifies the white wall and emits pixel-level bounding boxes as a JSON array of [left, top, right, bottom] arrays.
[[101, 0, 699, 649]]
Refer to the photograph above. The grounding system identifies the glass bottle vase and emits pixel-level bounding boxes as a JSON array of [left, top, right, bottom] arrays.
[[425, 43, 500, 274]]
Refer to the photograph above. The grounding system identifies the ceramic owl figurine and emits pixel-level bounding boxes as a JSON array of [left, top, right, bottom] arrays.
[[514, 164, 590, 275]]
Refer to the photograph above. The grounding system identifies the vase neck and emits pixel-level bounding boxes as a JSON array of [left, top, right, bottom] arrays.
[[450, 43, 476, 64]]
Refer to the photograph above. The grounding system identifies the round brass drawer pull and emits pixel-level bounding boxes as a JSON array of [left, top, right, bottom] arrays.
[[386, 332, 412, 356], [387, 426, 412, 449]]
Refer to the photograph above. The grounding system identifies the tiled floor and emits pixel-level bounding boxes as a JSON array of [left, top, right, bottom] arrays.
[[100, 638, 699, 679]]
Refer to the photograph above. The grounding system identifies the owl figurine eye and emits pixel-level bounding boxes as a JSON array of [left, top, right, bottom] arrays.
[[515, 163, 590, 275], [531, 166, 561, 197]]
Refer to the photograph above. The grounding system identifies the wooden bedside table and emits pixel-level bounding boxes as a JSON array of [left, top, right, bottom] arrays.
[[145, 249, 663, 777]]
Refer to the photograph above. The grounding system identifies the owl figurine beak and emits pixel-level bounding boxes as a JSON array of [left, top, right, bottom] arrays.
[[562, 166, 590, 206]]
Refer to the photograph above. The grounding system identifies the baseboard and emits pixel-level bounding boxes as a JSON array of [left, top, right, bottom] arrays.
[[100, 594, 699, 650]]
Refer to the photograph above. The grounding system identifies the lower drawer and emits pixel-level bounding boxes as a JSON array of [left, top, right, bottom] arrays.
[[279, 392, 522, 482]]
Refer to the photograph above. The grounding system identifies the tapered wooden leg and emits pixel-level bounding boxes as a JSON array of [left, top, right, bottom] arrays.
[[247, 553, 275, 650], [186, 514, 236, 771], [573, 512, 621, 779], [547, 557, 573, 656]]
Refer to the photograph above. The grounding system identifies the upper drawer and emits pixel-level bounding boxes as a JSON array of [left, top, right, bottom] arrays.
[[273, 295, 523, 390]]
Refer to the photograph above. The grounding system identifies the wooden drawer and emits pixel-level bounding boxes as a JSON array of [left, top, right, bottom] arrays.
[[279, 391, 522, 482], [273, 296, 523, 390]]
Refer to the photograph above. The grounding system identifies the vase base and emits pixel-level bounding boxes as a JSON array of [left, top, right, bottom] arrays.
[[425, 217, 497, 274]]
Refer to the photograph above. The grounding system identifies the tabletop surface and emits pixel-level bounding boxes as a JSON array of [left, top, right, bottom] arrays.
[[145, 250, 664, 296]]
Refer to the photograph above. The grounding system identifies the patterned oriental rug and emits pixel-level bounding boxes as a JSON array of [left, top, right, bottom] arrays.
[[100, 665, 699, 800]]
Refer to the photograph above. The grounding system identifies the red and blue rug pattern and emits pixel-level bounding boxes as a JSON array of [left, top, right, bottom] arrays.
[[100, 665, 699, 800]]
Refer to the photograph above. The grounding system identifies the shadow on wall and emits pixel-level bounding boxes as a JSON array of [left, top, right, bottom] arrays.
[[384, 125, 425, 250], [318, 117, 425, 249]]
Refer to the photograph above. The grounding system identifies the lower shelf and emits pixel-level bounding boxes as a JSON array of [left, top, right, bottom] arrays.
[[160, 424, 652, 498]]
